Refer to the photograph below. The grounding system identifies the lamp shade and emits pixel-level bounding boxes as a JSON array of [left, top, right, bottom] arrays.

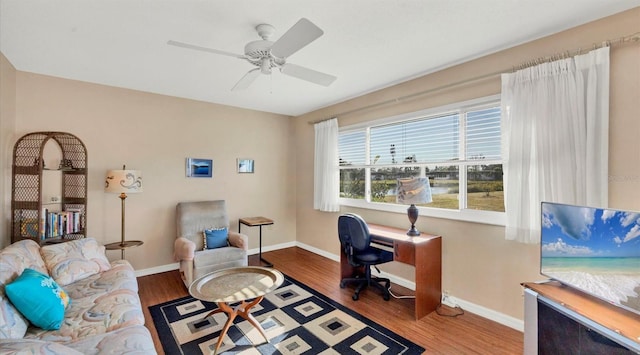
[[397, 177, 432, 205], [105, 170, 143, 194]]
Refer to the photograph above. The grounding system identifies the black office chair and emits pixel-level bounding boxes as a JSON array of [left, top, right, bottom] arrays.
[[338, 213, 393, 301]]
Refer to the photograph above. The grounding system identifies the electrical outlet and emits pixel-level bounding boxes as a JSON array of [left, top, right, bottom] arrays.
[[441, 290, 456, 307], [441, 290, 449, 303]]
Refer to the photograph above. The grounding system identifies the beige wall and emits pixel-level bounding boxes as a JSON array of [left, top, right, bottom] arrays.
[[4, 71, 296, 270], [0, 53, 17, 249], [294, 8, 640, 321], [0, 8, 638, 323]]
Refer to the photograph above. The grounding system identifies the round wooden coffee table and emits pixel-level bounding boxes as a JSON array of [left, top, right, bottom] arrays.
[[189, 266, 284, 354]]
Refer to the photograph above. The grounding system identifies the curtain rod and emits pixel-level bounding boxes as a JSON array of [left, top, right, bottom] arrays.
[[308, 31, 640, 125], [514, 31, 640, 71]]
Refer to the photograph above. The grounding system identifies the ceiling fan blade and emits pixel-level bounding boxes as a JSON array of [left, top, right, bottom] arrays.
[[270, 18, 323, 59], [281, 63, 337, 86], [167, 40, 245, 59], [231, 68, 261, 91]]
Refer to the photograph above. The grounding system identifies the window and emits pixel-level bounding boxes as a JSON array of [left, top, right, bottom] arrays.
[[338, 97, 504, 224]]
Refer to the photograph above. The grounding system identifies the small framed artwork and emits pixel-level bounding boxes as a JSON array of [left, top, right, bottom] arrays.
[[186, 158, 213, 178], [237, 159, 254, 173]]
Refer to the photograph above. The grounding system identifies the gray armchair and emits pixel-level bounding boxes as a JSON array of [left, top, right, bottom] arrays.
[[174, 200, 248, 287]]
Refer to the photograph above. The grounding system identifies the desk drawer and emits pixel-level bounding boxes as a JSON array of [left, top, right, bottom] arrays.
[[394, 241, 415, 265]]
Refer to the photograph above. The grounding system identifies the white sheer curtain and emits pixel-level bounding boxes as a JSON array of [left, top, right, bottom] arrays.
[[501, 47, 609, 243], [314, 118, 340, 212]]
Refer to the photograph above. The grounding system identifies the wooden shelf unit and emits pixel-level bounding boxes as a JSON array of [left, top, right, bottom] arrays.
[[11, 131, 88, 245]]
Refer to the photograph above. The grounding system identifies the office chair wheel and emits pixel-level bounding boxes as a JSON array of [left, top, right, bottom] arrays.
[[383, 293, 390, 301], [339, 281, 346, 288], [352, 294, 359, 301]]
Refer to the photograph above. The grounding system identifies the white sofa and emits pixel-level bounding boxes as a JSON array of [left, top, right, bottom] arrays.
[[0, 238, 156, 354]]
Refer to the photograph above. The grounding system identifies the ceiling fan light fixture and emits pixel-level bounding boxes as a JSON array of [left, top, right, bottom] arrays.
[[244, 40, 272, 59], [168, 18, 336, 90], [260, 58, 272, 74], [256, 24, 276, 40]]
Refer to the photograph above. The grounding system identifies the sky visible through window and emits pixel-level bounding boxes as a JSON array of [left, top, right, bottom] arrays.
[[370, 113, 459, 164], [466, 107, 501, 160], [339, 107, 501, 166], [338, 131, 366, 165]]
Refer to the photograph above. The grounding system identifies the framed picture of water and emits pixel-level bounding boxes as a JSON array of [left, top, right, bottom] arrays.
[[186, 158, 213, 178], [540, 201, 640, 316], [237, 158, 254, 173]]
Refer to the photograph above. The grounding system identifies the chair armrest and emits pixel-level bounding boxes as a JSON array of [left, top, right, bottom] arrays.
[[228, 231, 248, 251], [174, 237, 196, 261]]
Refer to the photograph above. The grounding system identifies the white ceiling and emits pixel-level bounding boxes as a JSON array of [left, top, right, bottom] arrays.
[[1, 1, 637, 116]]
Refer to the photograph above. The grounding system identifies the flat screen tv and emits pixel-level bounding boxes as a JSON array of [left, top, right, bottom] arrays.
[[540, 201, 640, 316]]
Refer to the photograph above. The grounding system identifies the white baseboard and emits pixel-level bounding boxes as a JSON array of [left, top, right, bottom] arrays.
[[135, 262, 178, 277], [248, 241, 296, 256], [448, 296, 524, 332], [135, 242, 524, 332], [133, 241, 298, 276], [296, 242, 416, 290], [295, 241, 339, 262], [295, 241, 523, 331]]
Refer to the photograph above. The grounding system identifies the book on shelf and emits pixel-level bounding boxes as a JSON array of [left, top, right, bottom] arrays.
[[40, 208, 47, 239], [39, 208, 82, 240]]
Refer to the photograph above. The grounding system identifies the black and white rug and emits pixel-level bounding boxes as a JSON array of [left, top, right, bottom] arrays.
[[150, 274, 425, 354]]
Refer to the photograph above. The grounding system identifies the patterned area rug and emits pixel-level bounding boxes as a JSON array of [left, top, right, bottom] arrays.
[[150, 274, 424, 354]]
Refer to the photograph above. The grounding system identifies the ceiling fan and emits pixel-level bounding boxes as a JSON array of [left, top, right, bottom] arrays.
[[167, 18, 337, 91]]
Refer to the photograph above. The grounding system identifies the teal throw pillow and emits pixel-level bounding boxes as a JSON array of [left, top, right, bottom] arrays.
[[5, 268, 71, 330], [203, 228, 229, 249]]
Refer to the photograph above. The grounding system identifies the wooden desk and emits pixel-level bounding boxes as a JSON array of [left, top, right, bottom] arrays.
[[340, 223, 442, 320]]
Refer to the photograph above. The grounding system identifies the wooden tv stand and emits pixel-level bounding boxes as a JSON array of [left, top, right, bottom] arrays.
[[522, 281, 640, 353]]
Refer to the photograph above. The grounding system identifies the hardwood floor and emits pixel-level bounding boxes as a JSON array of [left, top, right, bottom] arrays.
[[138, 247, 523, 354]]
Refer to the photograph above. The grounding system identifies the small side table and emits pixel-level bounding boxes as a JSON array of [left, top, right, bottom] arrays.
[[239, 216, 273, 267], [105, 240, 144, 260]]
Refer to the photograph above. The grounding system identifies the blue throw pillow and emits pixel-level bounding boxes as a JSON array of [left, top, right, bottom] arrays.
[[203, 228, 229, 249], [5, 268, 70, 330]]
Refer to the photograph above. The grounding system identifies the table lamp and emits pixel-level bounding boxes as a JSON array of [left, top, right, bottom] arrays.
[[105, 165, 143, 258], [397, 177, 432, 236]]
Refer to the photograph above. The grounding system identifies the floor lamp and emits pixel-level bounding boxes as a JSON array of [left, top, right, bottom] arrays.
[[104, 165, 144, 259], [397, 177, 432, 236]]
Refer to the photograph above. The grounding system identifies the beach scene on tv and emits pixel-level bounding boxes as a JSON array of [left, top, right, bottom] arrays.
[[541, 202, 640, 315]]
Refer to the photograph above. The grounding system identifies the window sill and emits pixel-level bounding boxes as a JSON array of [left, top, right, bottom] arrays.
[[339, 198, 506, 226]]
